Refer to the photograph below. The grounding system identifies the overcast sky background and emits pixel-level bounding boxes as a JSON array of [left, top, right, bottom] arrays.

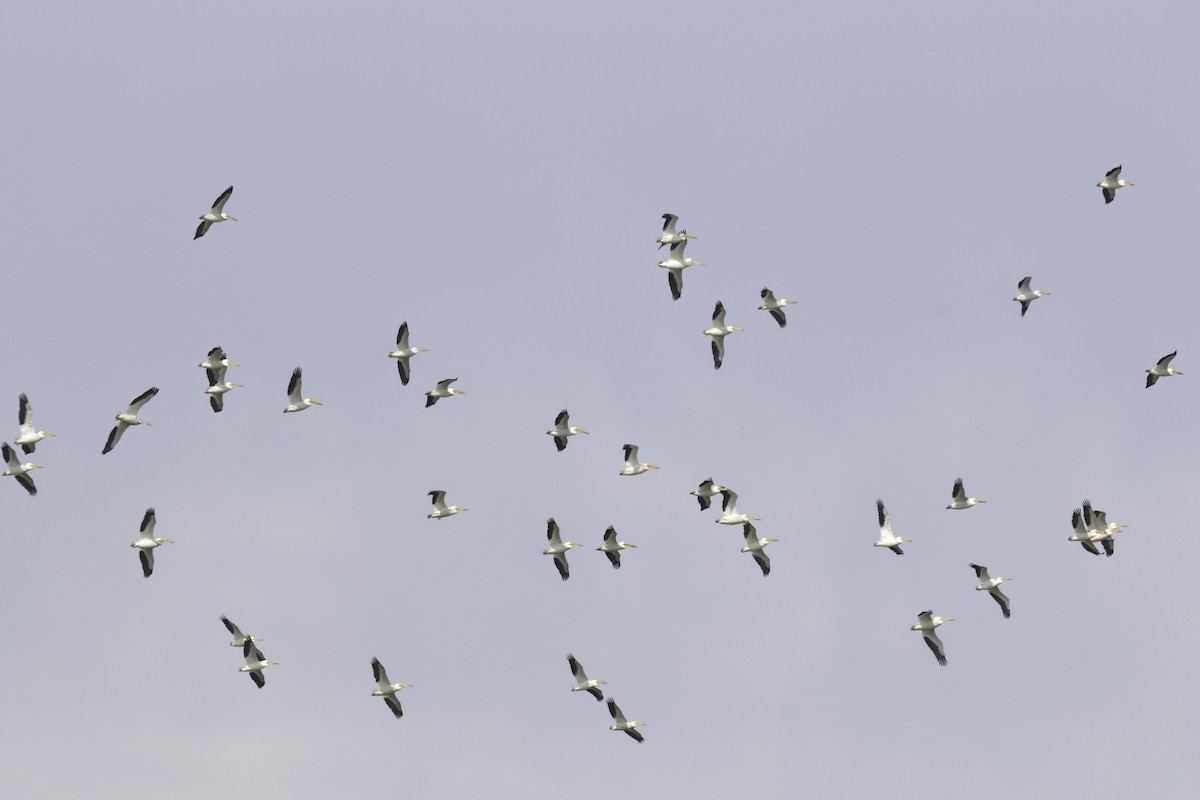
[[2, 2, 1197, 798]]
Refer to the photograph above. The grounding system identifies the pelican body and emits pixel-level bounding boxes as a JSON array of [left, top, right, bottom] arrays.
[[195, 186, 237, 239], [658, 239, 704, 301], [874, 499, 911, 554], [544, 518, 583, 581], [567, 654, 606, 701], [129, 507, 173, 578], [703, 301, 743, 370], [427, 489, 468, 519], [2, 442, 41, 496], [740, 522, 777, 576], [1145, 351, 1182, 388], [205, 364, 243, 413], [14, 394, 55, 454], [619, 443, 659, 476], [690, 478, 728, 511], [425, 378, 465, 407], [758, 288, 795, 328], [607, 698, 645, 743], [388, 322, 429, 385], [911, 610, 954, 666], [657, 213, 697, 249], [283, 367, 322, 412], [371, 657, 412, 718], [220, 616, 263, 648], [547, 409, 589, 452], [946, 478, 986, 509], [715, 489, 759, 525], [239, 640, 278, 688], [103, 387, 158, 454], [597, 526, 636, 569], [1013, 277, 1050, 317], [969, 563, 1012, 618], [1097, 165, 1134, 204]]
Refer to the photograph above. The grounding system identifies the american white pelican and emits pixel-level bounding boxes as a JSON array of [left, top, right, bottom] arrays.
[[703, 301, 743, 370], [102, 387, 158, 454], [690, 478, 728, 511], [1097, 165, 1134, 204], [194, 186, 237, 239], [658, 239, 704, 302], [1083, 500, 1126, 557], [1068, 508, 1101, 556], [15, 394, 55, 454], [371, 657, 412, 718], [911, 610, 953, 666], [740, 522, 777, 576], [566, 654, 606, 701], [758, 288, 796, 328], [946, 478, 986, 510], [204, 365, 243, 413], [388, 322, 429, 386], [425, 377, 465, 407], [619, 443, 659, 476], [543, 518, 583, 581], [427, 489, 468, 519], [1145, 351, 1182, 388], [2, 442, 41, 496], [657, 213, 697, 250], [874, 499, 911, 555], [239, 640, 277, 688], [969, 564, 1012, 619], [282, 367, 322, 412], [547, 409, 589, 452], [715, 489, 760, 525], [198, 346, 239, 371], [1013, 277, 1050, 317], [129, 507, 173, 578], [598, 526, 636, 569], [606, 698, 645, 743], [220, 616, 263, 648]]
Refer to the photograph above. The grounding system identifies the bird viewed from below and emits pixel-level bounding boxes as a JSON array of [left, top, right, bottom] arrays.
[[757, 288, 796, 328], [14, 394, 55, 454], [239, 640, 278, 688], [658, 238, 704, 301], [1145, 351, 1182, 387], [689, 478, 728, 511], [543, 518, 583, 581], [874, 499, 911, 555], [618, 443, 659, 476], [282, 367, 322, 412], [546, 409, 589, 452], [129, 507, 173, 578], [740, 521, 777, 576], [1068, 507, 1102, 556], [102, 387, 158, 454], [194, 185, 237, 239], [1012, 276, 1050, 317], [656, 212, 697, 249], [220, 616, 263, 648], [1097, 165, 1134, 204], [427, 489, 468, 519], [204, 364, 243, 413], [597, 526, 636, 569], [424, 377, 465, 407], [387, 322, 429, 386], [1082, 499, 1126, 557], [969, 563, 1012, 618], [2, 442, 41, 496], [703, 301, 743, 370], [566, 654, 606, 701], [946, 478, 986, 509], [715, 488, 760, 525], [370, 657, 412, 718], [198, 346, 239, 371], [911, 610, 953, 666], [606, 698, 645, 743]]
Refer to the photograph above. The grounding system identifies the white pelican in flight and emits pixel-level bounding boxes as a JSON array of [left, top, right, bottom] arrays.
[[1083, 499, 1126, 557], [874, 499, 911, 555], [388, 322, 429, 386], [282, 367, 322, 412], [911, 610, 953, 666], [1145, 351, 1182, 388], [371, 657, 412, 718], [606, 698, 645, 743], [758, 288, 796, 328], [619, 443, 659, 476], [425, 378, 465, 407], [1013, 277, 1050, 317], [239, 640, 278, 688], [543, 518, 583, 581], [220, 616, 263, 648], [2, 442, 41, 496], [657, 213, 697, 249], [740, 522, 777, 576], [15, 394, 55, 454], [102, 386, 158, 454], [1097, 165, 1134, 204], [566, 654, 606, 701], [598, 526, 636, 569], [946, 478, 986, 510], [715, 489, 759, 525], [427, 489, 468, 519], [547, 409, 589, 452], [1069, 508, 1101, 556], [969, 564, 1012, 619], [204, 364, 243, 413], [194, 185, 237, 239], [198, 346, 239, 371], [689, 478, 728, 511], [658, 239, 704, 301], [703, 301, 743, 370], [129, 507, 173, 578]]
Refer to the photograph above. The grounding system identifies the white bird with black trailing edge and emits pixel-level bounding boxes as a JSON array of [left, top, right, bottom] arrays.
[[239, 640, 278, 688], [425, 378, 465, 407], [607, 698, 645, 743], [969, 564, 1012, 619], [567, 654, 606, 701], [1145, 351, 1182, 388], [129, 507, 173, 578], [874, 499, 911, 555], [204, 364, 243, 413], [2, 442, 41, 496], [282, 368, 322, 412], [543, 518, 583, 581], [703, 301, 743, 370], [1069, 508, 1102, 556], [1083, 499, 1126, 557], [758, 288, 796, 328], [597, 526, 636, 569], [1013, 277, 1050, 317], [220, 616, 263, 648], [690, 478, 728, 511], [1097, 165, 1134, 204], [547, 409, 589, 452], [911, 610, 953, 666], [102, 387, 158, 454], [715, 489, 760, 525], [658, 239, 704, 301], [619, 444, 659, 476], [14, 394, 55, 454], [198, 346, 239, 371], [946, 478, 986, 510], [740, 522, 777, 576], [388, 322, 429, 386], [194, 185, 237, 239], [370, 657, 412, 718], [657, 213, 697, 249], [427, 490, 468, 519]]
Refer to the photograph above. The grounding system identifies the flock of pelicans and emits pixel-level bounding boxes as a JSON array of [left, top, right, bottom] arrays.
[[0, 170, 1170, 739]]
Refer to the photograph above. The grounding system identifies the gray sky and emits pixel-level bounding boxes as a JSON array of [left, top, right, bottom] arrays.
[[2, 2, 1197, 797]]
